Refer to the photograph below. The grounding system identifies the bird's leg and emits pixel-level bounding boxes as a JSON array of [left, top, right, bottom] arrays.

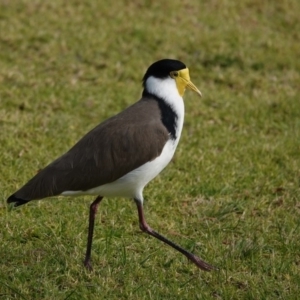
[[84, 196, 103, 270], [134, 199, 216, 271]]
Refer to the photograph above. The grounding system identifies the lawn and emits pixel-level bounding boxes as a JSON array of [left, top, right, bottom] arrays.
[[1, 1, 299, 299]]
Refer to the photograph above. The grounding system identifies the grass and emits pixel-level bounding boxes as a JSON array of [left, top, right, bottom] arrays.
[[1, 0, 300, 299]]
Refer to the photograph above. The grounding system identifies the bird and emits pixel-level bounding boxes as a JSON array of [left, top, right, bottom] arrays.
[[7, 59, 215, 271]]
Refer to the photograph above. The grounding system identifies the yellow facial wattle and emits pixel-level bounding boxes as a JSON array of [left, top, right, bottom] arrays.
[[170, 68, 202, 97]]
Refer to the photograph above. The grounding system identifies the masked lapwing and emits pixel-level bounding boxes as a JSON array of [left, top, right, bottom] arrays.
[[7, 59, 215, 271]]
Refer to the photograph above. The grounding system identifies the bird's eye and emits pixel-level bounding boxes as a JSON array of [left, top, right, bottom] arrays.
[[170, 71, 178, 78]]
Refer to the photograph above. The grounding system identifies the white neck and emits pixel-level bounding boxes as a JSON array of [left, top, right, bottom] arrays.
[[145, 76, 185, 145]]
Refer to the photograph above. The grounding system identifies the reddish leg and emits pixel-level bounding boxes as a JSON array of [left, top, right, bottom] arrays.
[[84, 196, 103, 270], [134, 199, 216, 271]]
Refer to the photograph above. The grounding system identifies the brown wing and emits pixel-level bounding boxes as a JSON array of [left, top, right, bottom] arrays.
[[13, 98, 169, 200]]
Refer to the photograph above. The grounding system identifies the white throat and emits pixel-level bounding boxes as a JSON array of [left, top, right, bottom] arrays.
[[145, 75, 185, 151], [145, 76, 185, 120]]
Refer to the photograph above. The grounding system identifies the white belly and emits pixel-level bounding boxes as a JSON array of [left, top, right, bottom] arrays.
[[61, 138, 178, 202]]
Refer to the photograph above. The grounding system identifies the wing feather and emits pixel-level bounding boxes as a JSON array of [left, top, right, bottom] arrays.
[[13, 98, 169, 200]]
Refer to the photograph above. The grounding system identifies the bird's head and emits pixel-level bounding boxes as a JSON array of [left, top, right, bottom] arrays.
[[142, 59, 202, 98]]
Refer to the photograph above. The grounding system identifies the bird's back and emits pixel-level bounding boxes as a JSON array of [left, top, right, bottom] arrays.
[[8, 97, 169, 204]]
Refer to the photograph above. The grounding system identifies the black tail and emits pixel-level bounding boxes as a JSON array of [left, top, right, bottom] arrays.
[[7, 194, 29, 207]]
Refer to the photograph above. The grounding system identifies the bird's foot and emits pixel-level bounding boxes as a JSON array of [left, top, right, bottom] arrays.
[[188, 253, 218, 271], [84, 259, 93, 271]]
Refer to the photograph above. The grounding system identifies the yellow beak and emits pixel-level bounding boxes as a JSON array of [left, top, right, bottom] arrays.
[[176, 68, 202, 97]]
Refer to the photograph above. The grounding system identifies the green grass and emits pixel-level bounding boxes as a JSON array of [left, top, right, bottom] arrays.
[[1, 0, 300, 299]]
